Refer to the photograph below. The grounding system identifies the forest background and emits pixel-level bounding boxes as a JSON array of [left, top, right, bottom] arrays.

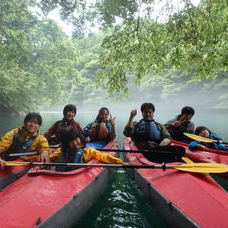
[[0, 0, 227, 116]]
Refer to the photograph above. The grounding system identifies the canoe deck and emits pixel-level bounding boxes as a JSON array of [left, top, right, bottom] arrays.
[[0, 140, 117, 228], [124, 137, 228, 228]]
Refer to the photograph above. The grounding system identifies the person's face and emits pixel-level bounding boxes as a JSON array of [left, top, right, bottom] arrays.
[[69, 137, 81, 149], [65, 111, 76, 121], [181, 114, 193, 122], [199, 129, 210, 138], [142, 108, 154, 121], [24, 119, 40, 134], [99, 110, 109, 122]]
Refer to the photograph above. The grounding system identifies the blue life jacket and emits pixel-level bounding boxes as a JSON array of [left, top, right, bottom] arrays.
[[3, 133, 36, 160], [56, 147, 84, 172], [60, 148, 85, 163], [134, 120, 162, 142]]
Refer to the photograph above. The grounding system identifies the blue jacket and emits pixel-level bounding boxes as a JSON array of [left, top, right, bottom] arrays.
[[189, 132, 228, 151]]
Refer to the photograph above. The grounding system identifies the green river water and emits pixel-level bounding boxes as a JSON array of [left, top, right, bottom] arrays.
[[0, 109, 227, 227]]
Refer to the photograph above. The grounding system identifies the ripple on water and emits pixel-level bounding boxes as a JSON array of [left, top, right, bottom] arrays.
[[75, 169, 167, 228]]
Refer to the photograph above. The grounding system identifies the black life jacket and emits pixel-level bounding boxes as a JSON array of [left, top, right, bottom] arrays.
[[2, 131, 36, 161]]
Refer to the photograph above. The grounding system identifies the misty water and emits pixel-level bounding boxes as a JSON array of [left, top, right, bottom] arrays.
[[0, 108, 227, 227]]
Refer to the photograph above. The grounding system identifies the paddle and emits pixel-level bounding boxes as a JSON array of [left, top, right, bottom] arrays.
[[4, 161, 228, 174], [184, 133, 218, 143], [7, 152, 38, 157], [98, 148, 180, 154], [1, 152, 38, 160]]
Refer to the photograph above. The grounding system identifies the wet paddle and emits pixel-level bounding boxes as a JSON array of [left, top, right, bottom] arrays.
[[4, 161, 228, 174]]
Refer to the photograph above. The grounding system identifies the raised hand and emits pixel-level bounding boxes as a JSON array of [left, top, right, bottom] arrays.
[[109, 113, 116, 125], [130, 109, 137, 119]]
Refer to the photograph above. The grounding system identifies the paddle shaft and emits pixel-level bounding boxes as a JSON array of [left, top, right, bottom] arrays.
[[98, 148, 181, 155], [8, 152, 38, 157], [5, 161, 228, 173], [32, 162, 177, 169]]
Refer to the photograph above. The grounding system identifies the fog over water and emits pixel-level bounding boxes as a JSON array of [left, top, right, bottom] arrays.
[[41, 94, 228, 142]]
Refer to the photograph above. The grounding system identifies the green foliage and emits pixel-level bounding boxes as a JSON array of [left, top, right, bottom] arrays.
[[98, 0, 228, 95], [1, 0, 228, 114], [0, 0, 79, 114]]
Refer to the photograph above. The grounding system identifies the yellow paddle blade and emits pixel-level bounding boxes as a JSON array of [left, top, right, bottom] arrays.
[[5, 161, 31, 166], [181, 156, 194, 163], [184, 133, 216, 143], [172, 163, 228, 173]]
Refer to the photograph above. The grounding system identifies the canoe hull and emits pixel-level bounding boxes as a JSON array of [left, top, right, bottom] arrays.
[[124, 137, 228, 228], [38, 168, 110, 228], [0, 140, 117, 228], [127, 168, 199, 228]]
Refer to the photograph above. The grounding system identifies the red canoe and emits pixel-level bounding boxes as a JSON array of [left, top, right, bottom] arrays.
[[0, 140, 117, 228], [124, 137, 228, 228], [172, 140, 228, 165], [0, 162, 30, 191]]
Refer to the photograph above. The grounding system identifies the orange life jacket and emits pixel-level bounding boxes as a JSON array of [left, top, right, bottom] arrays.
[[88, 122, 110, 140]]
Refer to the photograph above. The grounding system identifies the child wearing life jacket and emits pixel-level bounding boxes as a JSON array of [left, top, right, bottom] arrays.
[[44, 104, 82, 145], [0, 112, 50, 169], [50, 126, 124, 172], [189, 126, 228, 151], [83, 107, 116, 147]]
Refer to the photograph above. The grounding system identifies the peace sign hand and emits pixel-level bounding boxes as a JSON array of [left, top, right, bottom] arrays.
[[109, 113, 116, 125]]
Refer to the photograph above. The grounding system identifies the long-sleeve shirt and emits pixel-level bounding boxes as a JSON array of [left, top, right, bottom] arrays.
[[49, 147, 123, 164], [44, 119, 82, 144], [165, 115, 194, 142]]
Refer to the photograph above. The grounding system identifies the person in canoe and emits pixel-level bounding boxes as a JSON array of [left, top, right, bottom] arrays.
[[123, 103, 185, 162], [44, 104, 82, 145], [189, 126, 228, 151], [165, 106, 195, 143], [83, 107, 116, 148], [50, 126, 124, 172], [0, 112, 50, 169]]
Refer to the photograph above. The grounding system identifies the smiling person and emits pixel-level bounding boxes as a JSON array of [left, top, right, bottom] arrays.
[[83, 107, 116, 148], [50, 126, 123, 172], [44, 104, 82, 145], [0, 112, 50, 169]]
